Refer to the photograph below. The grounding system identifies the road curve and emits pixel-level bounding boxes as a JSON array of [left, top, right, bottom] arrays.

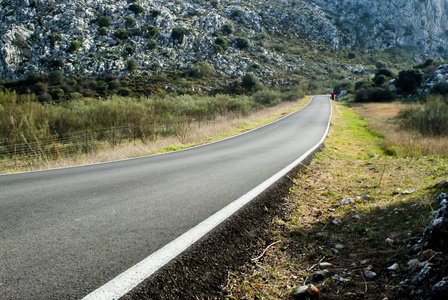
[[0, 95, 331, 299]]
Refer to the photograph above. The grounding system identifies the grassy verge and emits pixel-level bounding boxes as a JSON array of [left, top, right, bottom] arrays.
[[222, 101, 448, 299]]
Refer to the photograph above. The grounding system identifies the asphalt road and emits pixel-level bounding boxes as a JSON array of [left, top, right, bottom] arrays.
[[0, 95, 331, 299]]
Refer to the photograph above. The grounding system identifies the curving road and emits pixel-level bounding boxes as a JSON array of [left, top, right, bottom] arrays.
[[0, 95, 331, 299]]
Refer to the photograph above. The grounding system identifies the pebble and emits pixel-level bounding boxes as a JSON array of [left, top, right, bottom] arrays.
[[388, 263, 399, 271], [341, 198, 354, 205], [385, 238, 394, 245], [332, 218, 342, 225]]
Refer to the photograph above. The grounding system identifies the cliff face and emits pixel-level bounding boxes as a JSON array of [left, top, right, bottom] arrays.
[[0, 0, 447, 80]]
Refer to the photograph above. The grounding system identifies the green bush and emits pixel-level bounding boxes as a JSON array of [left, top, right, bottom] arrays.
[[214, 37, 228, 52], [395, 69, 424, 93], [49, 33, 62, 45], [117, 88, 134, 96], [48, 70, 65, 84], [348, 52, 356, 59], [147, 39, 158, 50], [171, 27, 188, 41], [354, 88, 394, 102], [150, 9, 162, 18], [242, 72, 260, 90], [68, 40, 82, 53], [51, 88, 64, 100], [143, 25, 159, 38], [232, 9, 243, 18], [125, 15, 137, 28], [222, 24, 234, 35], [235, 37, 250, 50], [30, 0, 37, 8], [375, 61, 388, 69], [97, 16, 111, 27], [128, 4, 145, 14], [114, 29, 129, 40], [430, 81, 448, 96], [126, 59, 138, 72], [98, 27, 108, 36], [210, 0, 219, 8]]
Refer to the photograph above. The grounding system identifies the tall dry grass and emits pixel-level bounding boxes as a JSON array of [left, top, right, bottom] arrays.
[[4, 99, 308, 173]]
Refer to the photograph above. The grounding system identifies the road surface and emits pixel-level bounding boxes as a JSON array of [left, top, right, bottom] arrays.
[[0, 95, 331, 299]]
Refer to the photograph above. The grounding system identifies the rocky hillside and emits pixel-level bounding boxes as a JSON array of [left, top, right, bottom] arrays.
[[1, 0, 447, 81]]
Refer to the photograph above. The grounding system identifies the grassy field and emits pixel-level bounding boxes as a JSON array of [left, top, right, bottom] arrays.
[[222, 101, 448, 299]]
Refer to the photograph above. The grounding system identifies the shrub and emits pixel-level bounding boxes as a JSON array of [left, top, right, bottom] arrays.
[[125, 15, 136, 28], [430, 81, 448, 96], [97, 16, 111, 27], [222, 24, 234, 35], [29, 0, 37, 8], [150, 9, 162, 18], [375, 68, 395, 78], [125, 45, 134, 54], [354, 88, 393, 102], [130, 27, 142, 36], [126, 59, 138, 72], [117, 88, 134, 96], [49, 33, 62, 45], [242, 72, 260, 90], [48, 70, 65, 84], [214, 37, 227, 52], [348, 52, 356, 59], [375, 61, 388, 69], [395, 69, 424, 93], [143, 25, 159, 38], [235, 37, 250, 50], [98, 27, 108, 36], [67, 40, 82, 53], [51, 88, 64, 100], [232, 9, 243, 18], [128, 4, 145, 14], [210, 0, 219, 8], [49, 58, 65, 69], [147, 39, 158, 50], [171, 27, 188, 41], [115, 29, 129, 40], [373, 74, 388, 87]]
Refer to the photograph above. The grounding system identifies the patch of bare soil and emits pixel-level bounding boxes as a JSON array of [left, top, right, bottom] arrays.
[[351, 102, 405, 119]]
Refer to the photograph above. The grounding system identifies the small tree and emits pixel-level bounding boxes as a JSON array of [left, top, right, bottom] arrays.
[[51, 88, 64, 100], [125, 15, 136, 28], [150, 9, 162, 18], [210, 0, 219, 8], [128, 4, 145, 14], [395, 69, 425, 93], [97, 16, 111, 27], [126, 59, 138, 72], [375, 61, 388, 69], [171, 27, 188, 42], [147, 39, 158, 50], [235, 37, 250, 50], [115, 29, 129, 40], [49, 70, 65, 84], [214, 37, 227, 53], [98, 27, 108, 36], [242, 72, 259, 90], [67, 40, 82, 53], [143, 25, 159, 38], [222, 24, 234, 35], [29, 0, 37, 8]]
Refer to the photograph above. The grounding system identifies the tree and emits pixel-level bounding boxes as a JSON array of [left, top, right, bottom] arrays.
[[126, 59, 138, 72], [49, 70, 65, 84], [395, 70, 425, 93], [150, 9, 162, 18], [375, 61, 387, 69], [242, 72, 259, 90]]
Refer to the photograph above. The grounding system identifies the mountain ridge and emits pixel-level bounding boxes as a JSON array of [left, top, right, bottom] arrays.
[[1, 0, 447, 81]]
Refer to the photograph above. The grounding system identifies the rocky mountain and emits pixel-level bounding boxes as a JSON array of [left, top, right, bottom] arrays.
[[1, 0, 447, 81]]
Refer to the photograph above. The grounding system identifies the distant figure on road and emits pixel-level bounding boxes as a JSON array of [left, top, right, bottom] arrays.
[[331, 92, 335, 100]]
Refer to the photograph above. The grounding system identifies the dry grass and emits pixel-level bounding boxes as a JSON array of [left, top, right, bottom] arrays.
[[352, 102, 448, 157], [221, 101, 448, 299], [3, 98, 310, 174]]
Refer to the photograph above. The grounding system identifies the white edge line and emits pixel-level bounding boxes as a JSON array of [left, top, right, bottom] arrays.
[[1, 96, 315, 177], [82, 96, 332, 300]]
